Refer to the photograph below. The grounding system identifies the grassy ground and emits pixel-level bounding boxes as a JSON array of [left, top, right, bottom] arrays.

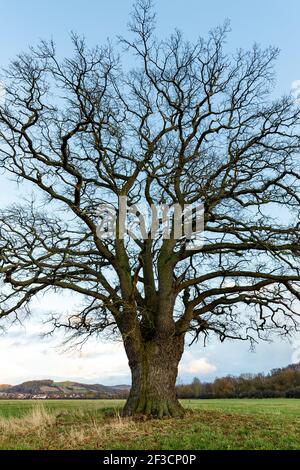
[[0, 399, 299, 450]]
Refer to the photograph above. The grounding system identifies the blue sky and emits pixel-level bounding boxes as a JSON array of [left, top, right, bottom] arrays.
[[0, 0, 300, 385]]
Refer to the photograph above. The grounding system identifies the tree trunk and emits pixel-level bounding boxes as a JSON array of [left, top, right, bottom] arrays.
[[123, 336, 185, 418]]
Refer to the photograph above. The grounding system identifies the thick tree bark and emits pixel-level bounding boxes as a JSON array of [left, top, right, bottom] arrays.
[[123, 335, 185, 418]]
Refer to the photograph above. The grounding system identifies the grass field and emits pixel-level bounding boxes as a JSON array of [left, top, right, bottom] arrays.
[[0, 398, 299, 450]]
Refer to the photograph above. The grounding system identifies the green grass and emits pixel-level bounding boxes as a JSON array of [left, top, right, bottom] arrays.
[[184, 398, 300, 417], [0, 399, 124, 418], [0, 398, 299, 450]]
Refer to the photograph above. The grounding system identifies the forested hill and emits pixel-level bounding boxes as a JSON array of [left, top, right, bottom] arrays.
[[177, 362, 300, 399]]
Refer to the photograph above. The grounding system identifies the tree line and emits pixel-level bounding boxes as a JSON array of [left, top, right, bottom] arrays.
[[177, 364, 300, 399]]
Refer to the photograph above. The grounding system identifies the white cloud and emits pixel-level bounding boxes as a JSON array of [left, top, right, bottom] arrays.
[[291, 80, 300, 104], [0, 81, 5, 104], [0, 313, 129, 385], [179, 355, 217, 376]]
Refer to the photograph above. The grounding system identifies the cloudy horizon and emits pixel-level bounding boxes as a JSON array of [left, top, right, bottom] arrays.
[[0, 301, 296, 386]]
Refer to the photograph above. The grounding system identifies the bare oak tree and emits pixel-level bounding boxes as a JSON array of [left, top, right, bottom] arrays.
[[1, 0, 300, 417]]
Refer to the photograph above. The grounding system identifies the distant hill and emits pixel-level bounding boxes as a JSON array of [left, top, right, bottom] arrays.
[[0, 380, 130, 399]]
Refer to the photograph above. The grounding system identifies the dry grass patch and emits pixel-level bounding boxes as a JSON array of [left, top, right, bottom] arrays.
[[57, 411, 139, 450], [0, 404, 55, 437]]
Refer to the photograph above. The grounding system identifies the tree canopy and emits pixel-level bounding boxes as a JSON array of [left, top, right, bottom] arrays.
[[1, 0, 300, 417]]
